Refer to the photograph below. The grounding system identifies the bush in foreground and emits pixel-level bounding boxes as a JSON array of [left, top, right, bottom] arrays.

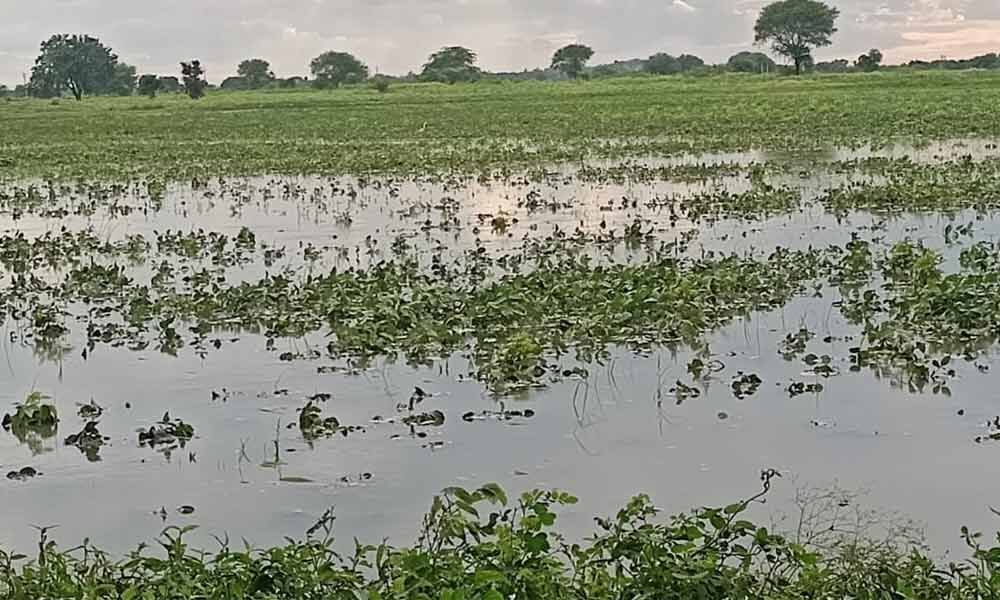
[[2, 471, 999, 598]]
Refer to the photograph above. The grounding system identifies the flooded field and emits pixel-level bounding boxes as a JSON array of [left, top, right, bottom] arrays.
[[4, 138, 1000, 557]]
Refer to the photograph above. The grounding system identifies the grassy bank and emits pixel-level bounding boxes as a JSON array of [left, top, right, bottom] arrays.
[[3, 477, 1000, 599], [2, 71, 999, 180]]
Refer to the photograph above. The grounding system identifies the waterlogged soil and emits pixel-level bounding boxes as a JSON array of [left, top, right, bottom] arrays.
[[2, 141, 1000, 555]]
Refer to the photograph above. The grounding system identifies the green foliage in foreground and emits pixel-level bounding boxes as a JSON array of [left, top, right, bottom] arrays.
[[3, 71, 1000, 180], [4, 473, 1000, 599]]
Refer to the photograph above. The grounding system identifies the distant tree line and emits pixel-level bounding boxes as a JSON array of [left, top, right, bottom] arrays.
[[4, 0, 1000, 101], [904, 53, 1000, 71]]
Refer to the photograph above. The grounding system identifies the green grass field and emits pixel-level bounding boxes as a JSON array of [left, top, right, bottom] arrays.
[[2, 70, 999, 180]]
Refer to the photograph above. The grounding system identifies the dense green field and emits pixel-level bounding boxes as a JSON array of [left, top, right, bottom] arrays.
[[2, 70, 1000, 179]]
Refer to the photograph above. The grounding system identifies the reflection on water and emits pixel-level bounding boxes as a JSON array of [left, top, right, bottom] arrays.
[[3, 291, 998, 555], [1, 142, 999, 556]]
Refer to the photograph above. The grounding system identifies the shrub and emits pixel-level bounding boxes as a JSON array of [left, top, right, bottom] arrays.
[[4, 472, 1000, 598]]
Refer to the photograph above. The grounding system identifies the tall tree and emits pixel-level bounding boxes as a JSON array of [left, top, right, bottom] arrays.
[[646, 53, 681, 75], [109, 63, 137, 95], [551, 44, 594, 79], [29, 34, 118, 100], [421, 46, 479, 83], [137, 74, 161, 98], [754, 0, 839, 74], [237, 58, 275, 88], [310, 52, 368, 88], [855, 48, 883, 72], [181, 60, 207, 99]]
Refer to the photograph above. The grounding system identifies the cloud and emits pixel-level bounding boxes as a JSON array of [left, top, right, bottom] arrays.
[[672, 0, 697, 13], [848, 0, 1000, 63], [1, 0, 998, 85], [884, 19, 1000, 61]]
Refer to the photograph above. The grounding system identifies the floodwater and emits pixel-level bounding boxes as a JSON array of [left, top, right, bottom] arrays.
[[2, 142, 1000, 557]]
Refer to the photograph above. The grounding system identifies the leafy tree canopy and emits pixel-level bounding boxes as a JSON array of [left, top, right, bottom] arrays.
[[180, 60, 207, 99], [421, 46, 480, 83], [727, 51, 777, 73], [551, 44, 595, 79], [29, 34, 118, 100], [109, 63, 137, 96], [310, 51, 369, 88], [158, 76, 181, 93], [237, 58, 275, 88], [856, 48, 883, 72], [754, 0, 839, 74], [220, 76, 249, 91], [815, 58, 850, 73], [278, 76, 309, 89], [646, 53, 681, 75], [677, 54, 706, 72], [137, 74, 161, 98]]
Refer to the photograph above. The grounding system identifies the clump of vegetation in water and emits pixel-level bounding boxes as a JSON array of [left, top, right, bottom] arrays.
[[2, 392, 58, 455], [297, 401, 363, 440], [821, 158, 1000, 215], [138, 412, 194, 448], [64, 422, 110, 462]]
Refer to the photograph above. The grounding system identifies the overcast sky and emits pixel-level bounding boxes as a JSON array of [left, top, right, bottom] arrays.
[[1, 0, 997, 85]]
